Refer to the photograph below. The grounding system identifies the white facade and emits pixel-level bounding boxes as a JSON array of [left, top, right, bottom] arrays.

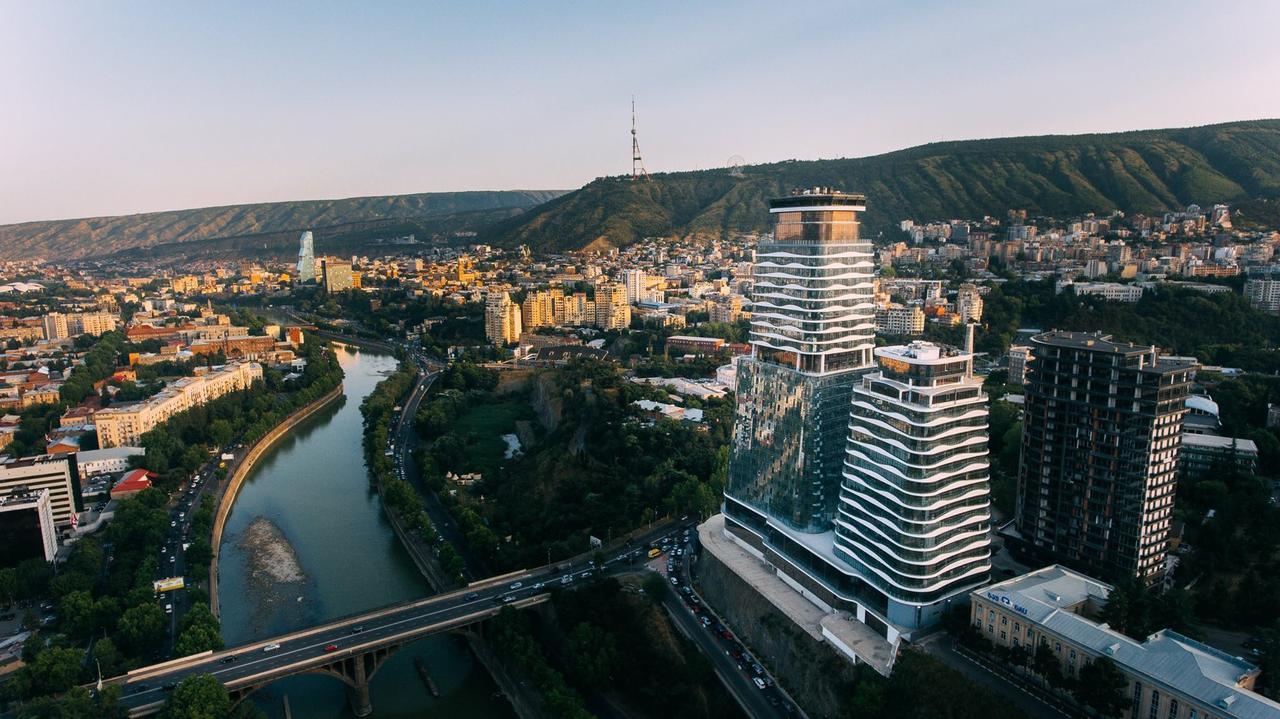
[[76, 446, 145, 476], [1072, 281, 1144, 302], [750, 190, 876, 374], [838, 342, 992, 627], [0, 455, 79, 531], [0, 488, 57, 562]]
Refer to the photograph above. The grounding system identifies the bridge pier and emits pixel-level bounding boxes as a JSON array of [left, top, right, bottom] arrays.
[[346, 654, 374, 718]]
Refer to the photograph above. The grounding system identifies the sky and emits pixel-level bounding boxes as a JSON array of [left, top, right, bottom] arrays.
[[2, 0, 1279, 225]]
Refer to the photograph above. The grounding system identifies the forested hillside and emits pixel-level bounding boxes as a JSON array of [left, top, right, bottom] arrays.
[[0, 190, 564, 260], [483, 119, 1280, 251]]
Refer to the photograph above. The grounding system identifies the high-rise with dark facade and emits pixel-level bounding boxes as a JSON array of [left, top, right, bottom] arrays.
[[1014, 331, 1193, 585]]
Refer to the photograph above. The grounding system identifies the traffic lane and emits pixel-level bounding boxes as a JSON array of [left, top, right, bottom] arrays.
[[122, 561, 630, 700], [659, 590, 780, 719], [119, 589, 535, 703], [120, 528, 690, 702], [662, 534, 795, 717]]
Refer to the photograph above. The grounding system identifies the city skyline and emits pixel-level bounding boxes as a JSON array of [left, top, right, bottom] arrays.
[[3, 1, 1280, 225]]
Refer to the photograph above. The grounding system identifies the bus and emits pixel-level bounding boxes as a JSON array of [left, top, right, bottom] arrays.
[[647, 548, 662, 559]]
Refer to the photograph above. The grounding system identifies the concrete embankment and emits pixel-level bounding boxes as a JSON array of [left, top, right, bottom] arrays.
[[209, 382, 344, 617]]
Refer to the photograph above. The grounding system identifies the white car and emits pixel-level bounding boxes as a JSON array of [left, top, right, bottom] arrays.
[[262, 643, 281, 652], [509, 581, 523, 590]]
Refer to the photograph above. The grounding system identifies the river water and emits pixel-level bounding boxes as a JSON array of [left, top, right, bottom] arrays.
[[217, 344, 514, 718]]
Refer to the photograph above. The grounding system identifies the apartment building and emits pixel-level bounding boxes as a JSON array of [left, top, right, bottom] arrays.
[[95, 362, 263, 448], [875, 304, 925, 335], [0, 454, 81, 531]]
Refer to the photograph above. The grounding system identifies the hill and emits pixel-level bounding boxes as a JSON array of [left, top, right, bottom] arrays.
[[482, 119, 1280, 251], [0, 190, 565, 260]]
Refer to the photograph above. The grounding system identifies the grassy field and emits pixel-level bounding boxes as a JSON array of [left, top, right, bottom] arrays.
[[453, 400, 535, 475]]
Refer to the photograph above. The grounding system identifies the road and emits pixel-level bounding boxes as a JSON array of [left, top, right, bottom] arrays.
[[153, 446, 237, 654], [386, 349, 492, 580], [109, 521, 692, 715], [652, 531, 799, 718]]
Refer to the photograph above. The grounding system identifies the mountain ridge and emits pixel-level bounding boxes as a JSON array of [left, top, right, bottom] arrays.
[[5, 119, 1280, 260], [479, 119, 1280, 251], [0, 189, 567, 260]]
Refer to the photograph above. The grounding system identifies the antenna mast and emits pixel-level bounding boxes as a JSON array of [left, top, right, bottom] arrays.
[[631, 96, 650, 181]]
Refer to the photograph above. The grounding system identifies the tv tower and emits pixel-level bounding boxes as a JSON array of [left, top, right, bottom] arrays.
[[631, 96, 649, 181]]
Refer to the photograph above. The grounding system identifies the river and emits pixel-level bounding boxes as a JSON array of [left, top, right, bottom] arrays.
[[216, 343, 514, 718]]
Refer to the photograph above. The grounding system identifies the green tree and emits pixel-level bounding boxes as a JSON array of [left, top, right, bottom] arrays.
[[161, 674, 230, 719], [1031, 642, 1065, 688], [564, 622, 618, 687], [1075, 658, 1128, 717], [14, 646, 83, 698], [174, 603, 224, 657], [116, 603, 166, 656], [58, 589, 97, 639], [208, 419, 234, 448]]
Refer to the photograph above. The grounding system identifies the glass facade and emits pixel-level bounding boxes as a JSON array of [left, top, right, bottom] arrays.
[[727, 189, 876, 533], [727, 358, 862, 532], [724, 191, 990, 634]]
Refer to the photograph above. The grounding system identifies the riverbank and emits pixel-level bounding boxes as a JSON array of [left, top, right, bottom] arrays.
[[209, 381, 344, 617], [311, 329, 398, 354]]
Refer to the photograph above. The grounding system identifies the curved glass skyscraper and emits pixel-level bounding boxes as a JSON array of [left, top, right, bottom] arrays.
[[837, 342, 992, 621], [722, 188, 992, 640], [726, 189, 875, 532]]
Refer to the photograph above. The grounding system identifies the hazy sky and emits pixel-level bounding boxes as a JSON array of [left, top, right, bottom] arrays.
[[3, 0, 1278, 225]]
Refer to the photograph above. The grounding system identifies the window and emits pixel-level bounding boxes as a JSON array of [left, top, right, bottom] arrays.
[[1014, 622, 1021, 634], [1001, 616, 1008, 626], [1189, 709, 1197, 719], [1069, 649, 1076, 663], [989, 609, 995, 622], [1132, 682, 1143, 715], [1000, 631, 1007, 640], [1149, 689, 1159, 719], [1055, 642, 1062, 653], [1168, 699, 1179, 719], [988, 624, 994, 634]]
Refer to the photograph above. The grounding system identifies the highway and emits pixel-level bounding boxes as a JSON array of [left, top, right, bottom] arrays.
[[109, 521, 690, 715]]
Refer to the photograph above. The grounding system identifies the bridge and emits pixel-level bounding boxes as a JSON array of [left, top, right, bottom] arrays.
[[109, 523, 680, 717]]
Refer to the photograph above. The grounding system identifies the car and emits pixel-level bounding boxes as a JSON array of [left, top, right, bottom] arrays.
[[219, 655, 236, 664], [753, 678, 766, 690], [351, 625, 364, 634], [502, 594, 516, 603], [532, 582, 544, 590], [465, 592, 480, 601], [670, 576, 679, 585], [560, 575, 573, 585], [262, 643, 281, 652], [164, 604, 173, 613], [509, 581, 523, 590], [324, 644, 338, 652], [752, 663, 764, 675]]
